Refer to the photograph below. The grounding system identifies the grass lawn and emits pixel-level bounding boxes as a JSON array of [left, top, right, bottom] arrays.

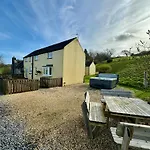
[[84, 74, 96, 83], [117, 85, 150, 102]]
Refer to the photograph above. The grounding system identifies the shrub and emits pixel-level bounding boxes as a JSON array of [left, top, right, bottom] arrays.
[[96, 64, 112, 73], [107, 58, 113, 63]]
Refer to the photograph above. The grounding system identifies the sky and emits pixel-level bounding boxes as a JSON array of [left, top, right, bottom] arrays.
[[0, 0, 150, 64]]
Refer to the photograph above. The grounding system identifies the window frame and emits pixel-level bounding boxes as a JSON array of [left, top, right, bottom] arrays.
[[29, 67, 32, 74], [47, 52, 53, 59], [25, 68, 28, 78], [42, 66, 52, 76], [34, 55, 38, 61], [25, 58, 28, 62]]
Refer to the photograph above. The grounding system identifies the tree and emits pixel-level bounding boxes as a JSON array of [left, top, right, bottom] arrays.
[[106, 48, 115, 58], [121, 48, 132, 57], [84, 49, 93, 64], [146, 29, 150, 39]]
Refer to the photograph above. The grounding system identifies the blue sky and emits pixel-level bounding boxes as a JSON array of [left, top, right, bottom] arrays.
[[0, 0, 150, 63]]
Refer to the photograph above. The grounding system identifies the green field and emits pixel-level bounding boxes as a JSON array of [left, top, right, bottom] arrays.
[[0, 65, 11, 74]]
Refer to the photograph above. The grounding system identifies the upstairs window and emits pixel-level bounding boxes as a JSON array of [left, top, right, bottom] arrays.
[[47, 52, 52, 59], [25, 58, 28, 62], [34, 55, 38, 61]]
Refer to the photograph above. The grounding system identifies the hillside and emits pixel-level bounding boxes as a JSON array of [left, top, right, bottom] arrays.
[[101, 56, 150, 101], [108, 57, 144, 89]]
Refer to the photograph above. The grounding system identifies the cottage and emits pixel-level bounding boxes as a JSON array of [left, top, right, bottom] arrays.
[[23, 38, 85, 86], [85, 61, 96, 75]]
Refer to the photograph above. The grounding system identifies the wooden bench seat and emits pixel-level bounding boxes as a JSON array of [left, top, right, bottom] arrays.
[[81, 91, 106, 138], [110, 122, 150, 150], [89, 102, 106, 124]]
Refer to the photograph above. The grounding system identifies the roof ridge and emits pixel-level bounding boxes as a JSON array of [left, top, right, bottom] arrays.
[[24, 37, 76, 58]]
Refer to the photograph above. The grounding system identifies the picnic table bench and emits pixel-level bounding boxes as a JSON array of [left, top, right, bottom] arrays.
[[111, 122, 150, 150], [81, 91, 106, 138]]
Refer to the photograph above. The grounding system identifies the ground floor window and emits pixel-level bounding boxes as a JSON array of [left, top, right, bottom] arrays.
[[43, 66, 52, 76], [29, 67, 32, 74], [25, 68, 28, 78]]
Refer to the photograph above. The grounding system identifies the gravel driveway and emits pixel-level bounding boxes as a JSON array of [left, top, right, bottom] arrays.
[[0, 84, 138, 150]]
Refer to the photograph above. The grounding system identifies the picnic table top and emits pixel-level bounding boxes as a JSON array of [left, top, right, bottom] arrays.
[[103, 96, 150, 119]]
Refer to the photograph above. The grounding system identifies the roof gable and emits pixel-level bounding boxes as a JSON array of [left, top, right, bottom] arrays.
[[24, 37, 76, 58]]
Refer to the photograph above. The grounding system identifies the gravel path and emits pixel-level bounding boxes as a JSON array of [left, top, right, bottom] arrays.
[[0, 84, 139, 150]]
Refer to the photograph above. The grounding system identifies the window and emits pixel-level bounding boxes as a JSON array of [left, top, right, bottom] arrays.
[[29, 57, 31, 62], [29, 67, 32, 74], [48, 52, 52, 59], [43, 66, 52, 76], [25, 68, 28, 78], [35, 67, 37, 75], [25, 58, 28, 62], [34, 55, 38, 61]]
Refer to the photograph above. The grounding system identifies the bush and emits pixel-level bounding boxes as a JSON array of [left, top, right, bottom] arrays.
[[96, 64, 112, 73], [107, 58, 113, 63]]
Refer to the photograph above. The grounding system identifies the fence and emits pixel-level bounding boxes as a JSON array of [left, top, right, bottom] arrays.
[[40, 77, 62, 88], [0, 79, 39, 95]]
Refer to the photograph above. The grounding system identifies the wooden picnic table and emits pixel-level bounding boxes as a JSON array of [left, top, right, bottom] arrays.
[[103, 96, 150, 120]]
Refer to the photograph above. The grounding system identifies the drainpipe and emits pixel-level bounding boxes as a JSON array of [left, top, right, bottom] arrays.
[[32, 56, 34, 79]]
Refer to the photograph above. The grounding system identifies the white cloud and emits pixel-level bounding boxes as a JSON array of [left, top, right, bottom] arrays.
[[0, 32, 11, 40], [2, 0, 150, 62]]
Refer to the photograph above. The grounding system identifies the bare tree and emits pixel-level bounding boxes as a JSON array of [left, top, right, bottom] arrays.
[[121, 49, 131, 57], [146, 29, 150, 39], [106, 48, 115, 57]]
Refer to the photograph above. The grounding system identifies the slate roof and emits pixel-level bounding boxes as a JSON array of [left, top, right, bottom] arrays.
[[24, 37, 76, 58]]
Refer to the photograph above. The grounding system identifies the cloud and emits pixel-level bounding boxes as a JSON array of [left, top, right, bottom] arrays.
[[114, 33, 135, 41], [1, 0, 150, 63], [0, 32, 11, 40]]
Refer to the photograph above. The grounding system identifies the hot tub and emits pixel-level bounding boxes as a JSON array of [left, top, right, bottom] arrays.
[[89, 73, 119, 89]]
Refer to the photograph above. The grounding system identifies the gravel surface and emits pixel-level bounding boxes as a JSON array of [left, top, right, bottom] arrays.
[[0, 84, 139, 150], [0, 101, 38, 149]]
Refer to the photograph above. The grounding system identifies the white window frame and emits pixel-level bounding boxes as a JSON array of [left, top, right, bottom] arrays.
[[43, 66, 52, 76], [47, 52, 52, 59], [34, 55, 38, 61]]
